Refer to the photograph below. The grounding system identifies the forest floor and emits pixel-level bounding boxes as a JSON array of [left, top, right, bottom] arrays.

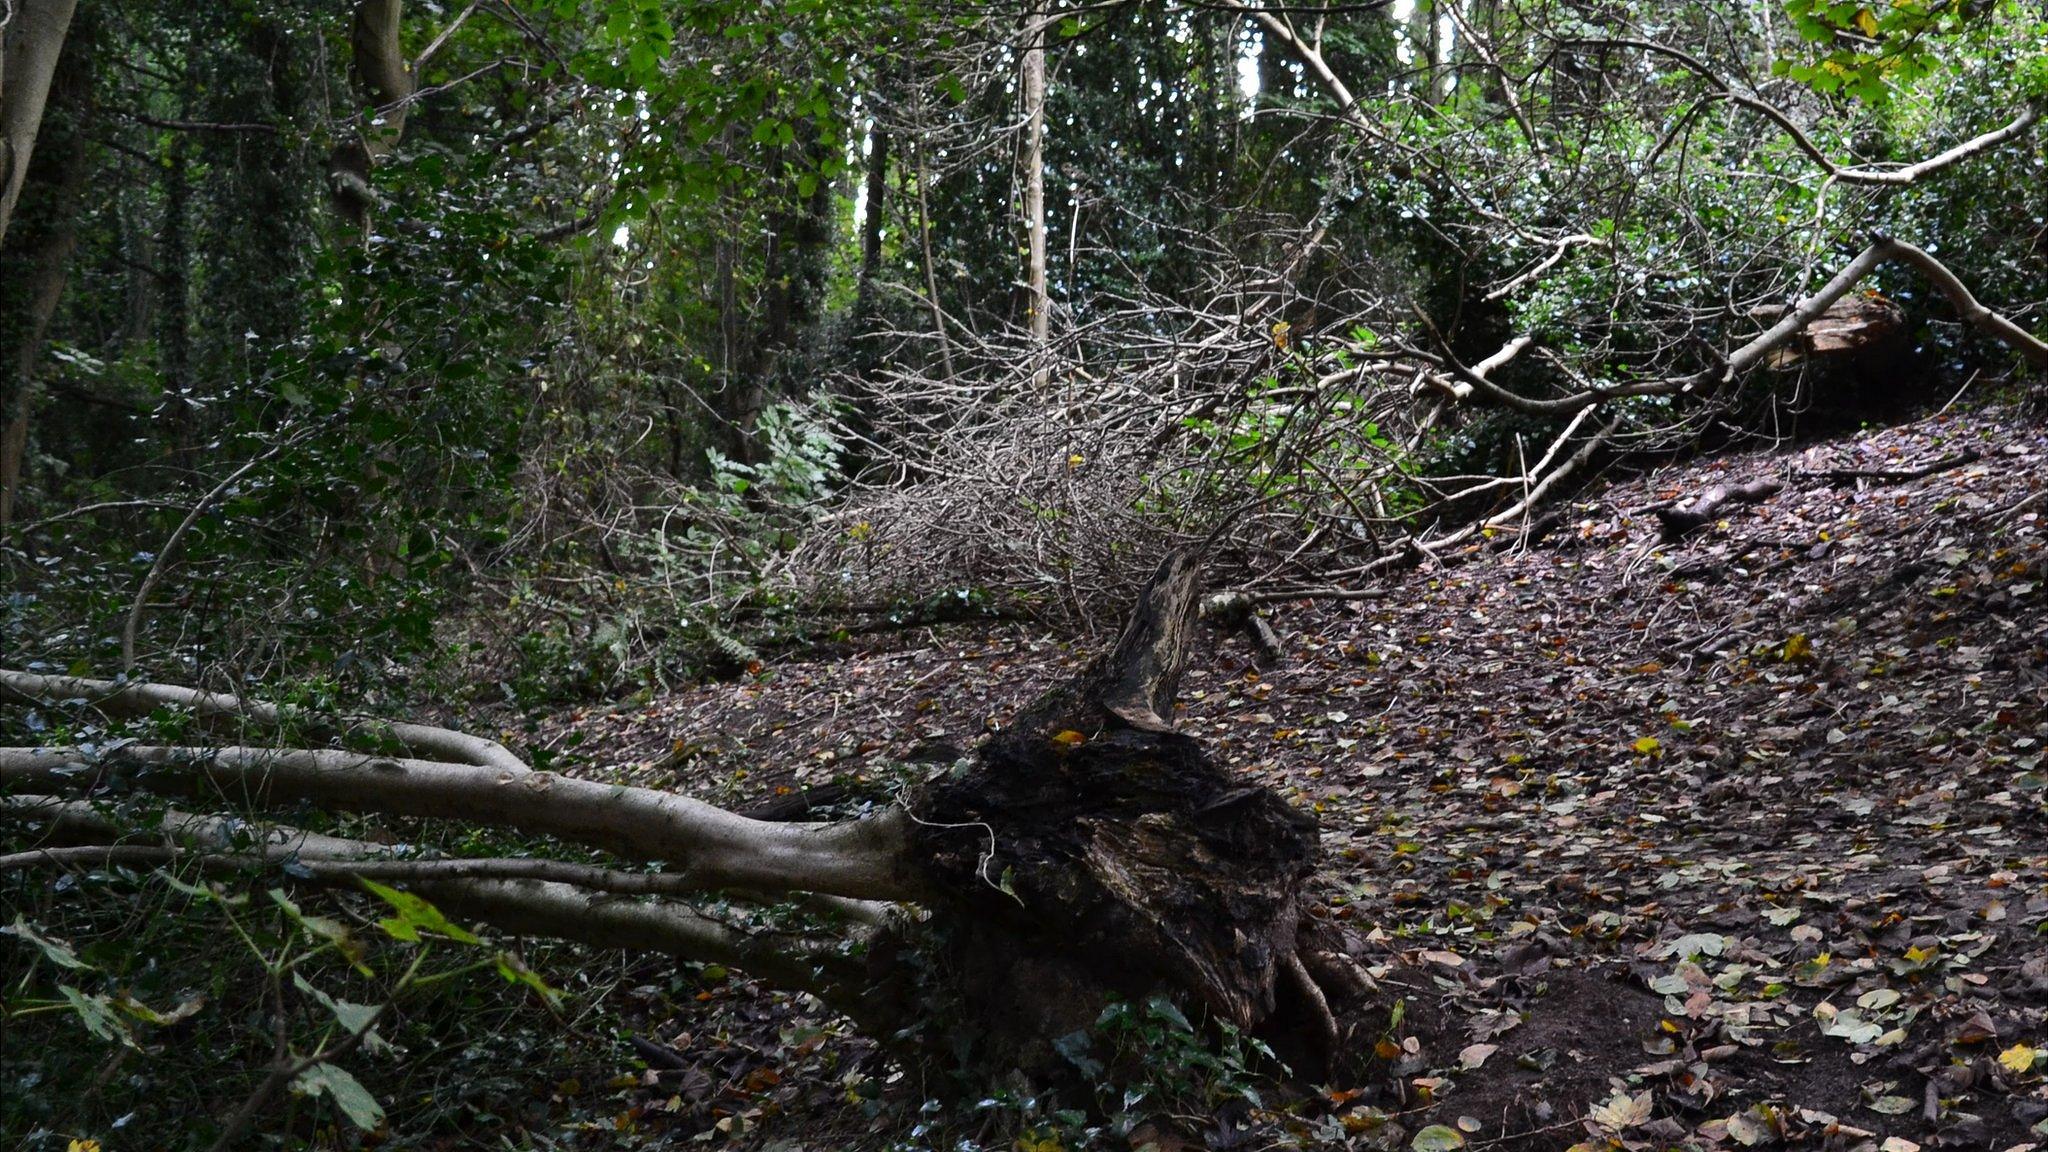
[[540, 404, 2048, 1151]]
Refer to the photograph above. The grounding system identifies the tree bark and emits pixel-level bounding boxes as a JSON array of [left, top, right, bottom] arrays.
[[328, 0, 413, 233], [1021, 3, 1049, 384], [1657, 478, 1784, 541], [854, 117, 889, 327], [0, 0, 79, 250], [0, 2, 89, 529]]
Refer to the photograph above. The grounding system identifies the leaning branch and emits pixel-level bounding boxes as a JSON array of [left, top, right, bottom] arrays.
[[1, 669, 530, 774], [1564, 37, 2042, 187], [1427, 234, 2046, 416], [1722, 236, 2048, 379], [0, 744, 919, 901], [0, 817, 851, 995]]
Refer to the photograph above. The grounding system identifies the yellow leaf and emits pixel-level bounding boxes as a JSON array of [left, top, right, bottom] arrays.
[[1051, 729, 1087, 747], [1066, 453, 1085, 468], [1633, 735, 1662, 755], [1999, 1042, 2038, 1075], [69, 1142, 102, 1152], [1855, 7, 1880, 36], [1588, 1089, 1654, 1130], [1781, 633, 1812, 662], [1270, 320, 1291, 349]]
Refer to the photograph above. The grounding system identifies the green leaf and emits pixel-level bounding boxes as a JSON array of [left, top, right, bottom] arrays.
[[1052, 1028, 1103, 1077], [293, 973, 382, 1038], [1144, 995, 1193, 1033], [358, 878, 481, 945], [293, 1062, 385, 1131], [493, 952, 564, 1010], [269, 890, 369, 973], [1412, 1124, 1467, 1150], [5, 916, 93, 971], [60, 985, 138, 1048]]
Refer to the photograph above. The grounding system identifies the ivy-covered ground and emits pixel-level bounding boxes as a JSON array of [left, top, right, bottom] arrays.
[[542, 404, 2048, 1151]]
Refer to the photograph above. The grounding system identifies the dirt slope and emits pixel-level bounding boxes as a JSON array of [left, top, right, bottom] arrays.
[[546, 405, 2048, 1150]]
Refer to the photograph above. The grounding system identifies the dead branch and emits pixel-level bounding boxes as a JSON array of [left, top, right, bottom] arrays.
[[1723, 238, 2048, 381], [1562, 37, 2042, 188], [0, 742, 918, 901], [1797, 448, 1982, 486], [1656, 478, 1784, 542], [1, 669, 530, 774], [0, 796, 867, 994]]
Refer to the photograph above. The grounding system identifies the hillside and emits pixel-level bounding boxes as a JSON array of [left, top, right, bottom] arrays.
[[543, 405, 2048, 1149]]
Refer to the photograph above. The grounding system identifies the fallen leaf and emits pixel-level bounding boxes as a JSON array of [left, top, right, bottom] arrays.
[[2000, 1042, 2039, 1075], [1458, 1043, 1497, 1070], [1410, 1124, 1465, 1150], [1588, 1089, 1652, 1131]]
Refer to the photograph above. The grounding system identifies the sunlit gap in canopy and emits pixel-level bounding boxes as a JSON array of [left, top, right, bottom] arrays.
[[850, 91, 873, 236], [1236, 21, 1262, 109]]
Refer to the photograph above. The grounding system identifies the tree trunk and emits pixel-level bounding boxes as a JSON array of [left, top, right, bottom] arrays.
[[0, 4, 90, 529], [853, 117, 890, 333], [881, 548, 1348, 1078], [0, 0, 80, 251], [1, 550, 1361, 1094], [1021, 3, 1050, 385], [327, 0, 412, 234], [155, 137, 197, 459]]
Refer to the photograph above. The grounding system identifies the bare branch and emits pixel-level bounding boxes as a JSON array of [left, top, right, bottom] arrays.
[[1564, 37, 2041, 188], [1725, 237, 2048, 378], [2, 669, 531, 774], [0, 745, 920, 901]]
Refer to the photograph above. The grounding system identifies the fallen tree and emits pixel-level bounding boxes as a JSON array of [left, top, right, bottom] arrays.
[[0, 548, 1365, 1092]]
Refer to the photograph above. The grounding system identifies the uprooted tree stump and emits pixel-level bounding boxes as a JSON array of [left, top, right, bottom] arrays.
[[885, 548, 1362, 1079], [0, 547, 1365, 1099]]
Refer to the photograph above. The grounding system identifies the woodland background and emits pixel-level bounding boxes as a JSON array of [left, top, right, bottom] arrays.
[[2, 0, 2047, 1149]]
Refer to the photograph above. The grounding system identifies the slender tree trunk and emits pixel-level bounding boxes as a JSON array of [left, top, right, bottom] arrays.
[[1410, 0, 1438, 101], [157, 138, 195, 458], [0, 0, 80, 251], [854, 118, 890, 330], [911, 133, 956, 383], [1021, 4, 1050, 385], [0, 7, 91, 529], [327, 0, 412, 234]]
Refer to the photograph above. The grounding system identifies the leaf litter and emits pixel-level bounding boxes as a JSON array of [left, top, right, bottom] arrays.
[[541, 407, 2048, 1150]]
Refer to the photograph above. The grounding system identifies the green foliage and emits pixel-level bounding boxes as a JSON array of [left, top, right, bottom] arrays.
[[3, 866, 568, 1148], [1083, 995, 1281, 1125], [1773, 0, 1982, 104]]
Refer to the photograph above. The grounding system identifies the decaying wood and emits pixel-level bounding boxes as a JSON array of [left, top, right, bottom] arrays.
[[1656, 478, 1784, 542], [894, 547, 1337, 1072], [1757, 292, 1903, 367]]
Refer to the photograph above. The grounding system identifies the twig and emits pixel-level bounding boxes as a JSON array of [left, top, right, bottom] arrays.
[[1795, 447, 1981, 486]]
